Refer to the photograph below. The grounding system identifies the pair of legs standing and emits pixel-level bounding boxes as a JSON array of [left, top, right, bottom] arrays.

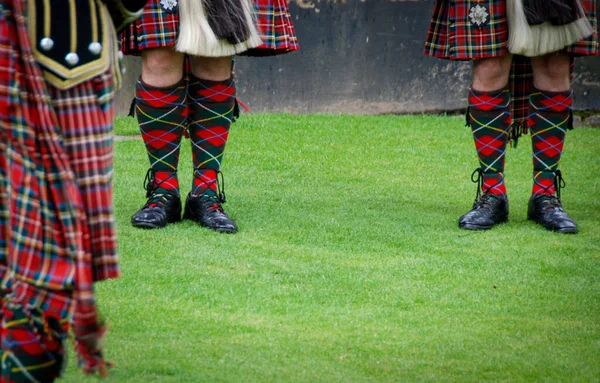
[[131, 48, 238, 233], [460, 53, 578, 233]]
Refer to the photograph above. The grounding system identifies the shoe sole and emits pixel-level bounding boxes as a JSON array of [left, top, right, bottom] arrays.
[[131, 214, 181, 229], [527, 216, 578, 234], [131, 221, 164, 229], [183, 208, 238, 234], [459, 217, 508, 231], [459, 223, 493, 230]]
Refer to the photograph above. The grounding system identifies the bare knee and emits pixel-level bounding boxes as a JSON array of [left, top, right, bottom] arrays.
[[190, 56, 233, 81], [472, 55, 513, 91], [532, 54, 570, 91], [141, 47, 185, 87]]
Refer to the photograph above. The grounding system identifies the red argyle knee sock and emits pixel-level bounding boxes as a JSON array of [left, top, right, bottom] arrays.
[[466, 88, 512, 197], [528, 88, 572, 197], [135, 77, 187, 196], [187, 75, 236, 198]]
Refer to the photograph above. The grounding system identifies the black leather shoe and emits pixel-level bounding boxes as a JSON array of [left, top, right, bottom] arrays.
[[459, 194, 509, 230], [528, 195, 578, 234], [183, 194, 238, 233], [131, 192, 182, 229]]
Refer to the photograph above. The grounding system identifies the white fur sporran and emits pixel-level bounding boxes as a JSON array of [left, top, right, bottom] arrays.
[[175, 0, 263, 57], [507, 0, 593, 57]]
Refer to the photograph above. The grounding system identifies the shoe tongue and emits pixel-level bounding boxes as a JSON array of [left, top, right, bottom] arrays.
[[147, 193, 170, 207], [200, 195, 223, 212], [545, 197, 561, 209], [481, 194, 501, 203]]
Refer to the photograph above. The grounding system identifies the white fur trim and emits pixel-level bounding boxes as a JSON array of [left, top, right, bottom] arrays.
[[507, 0, 593, 57], [175, 0, 262, 57]]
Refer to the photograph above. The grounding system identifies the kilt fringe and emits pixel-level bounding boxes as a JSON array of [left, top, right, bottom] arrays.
[[508, 0, 593, 56], [175, 0, 262, 57]]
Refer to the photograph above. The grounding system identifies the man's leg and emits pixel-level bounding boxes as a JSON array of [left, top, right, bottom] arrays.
[[183, 56, 237, 233], [459, 55, 513, 230], [131, 47, 187, 229], [527, 54, 578, 233]]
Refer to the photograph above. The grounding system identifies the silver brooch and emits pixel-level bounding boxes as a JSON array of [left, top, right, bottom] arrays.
[[160, 0, 178, 13], [469, 5, 489, 27]]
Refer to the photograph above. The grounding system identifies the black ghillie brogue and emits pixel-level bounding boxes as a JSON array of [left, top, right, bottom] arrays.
[[459, 194, 509, 230], [458, 169, 509, 230], [131, 169, 182, 229], [527, 171, 577, 234], [183, 194, 238, 233], [131, 192, 182, 229]]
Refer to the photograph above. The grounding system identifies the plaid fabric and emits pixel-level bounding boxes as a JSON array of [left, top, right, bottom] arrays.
[[424, 0, 598, 124], [467, 88, 512, 196], [188, 75, 236, 197], [424, 0, 598, 60], [244, 0, 299, 56], [121, 0, 298, 56], [509, 57, 576, 129], [528, 89, 572, 197], [0, 0, 118, 377], [1, 286, 70, 382], [424, 0, 509, 59], [136, 77, 188, 196]]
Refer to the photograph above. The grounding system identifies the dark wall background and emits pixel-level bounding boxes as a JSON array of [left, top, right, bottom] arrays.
[[116, 0, 600, 116]]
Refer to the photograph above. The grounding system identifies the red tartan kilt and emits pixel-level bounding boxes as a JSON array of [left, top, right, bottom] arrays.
[[424, 0, 599, 61], [121, 0, 299, 56]]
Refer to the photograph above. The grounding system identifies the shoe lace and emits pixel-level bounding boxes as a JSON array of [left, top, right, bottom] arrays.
[[192, 170, 227, 205], [141, 168, 178, 208], [471, 168, 484, 201], [144, 193, 172, 209], [554, 170, 566, 201], [544, 197, 563, 211], [536, 171, 567, 212], [470, 168, 502, 202], [143, 168, 178, 198], [200, 195, 225, 213], [216, 170, 227, 204]]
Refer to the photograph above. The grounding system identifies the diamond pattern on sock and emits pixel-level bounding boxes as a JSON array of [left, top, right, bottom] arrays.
[[528, 88, 572, 197], [136, 78, 187, 196], [467, 88, 512, 197], [187, 75, 236, 198]]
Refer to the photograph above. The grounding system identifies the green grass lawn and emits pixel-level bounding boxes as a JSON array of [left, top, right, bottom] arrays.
[[63, 114, 600, 382]]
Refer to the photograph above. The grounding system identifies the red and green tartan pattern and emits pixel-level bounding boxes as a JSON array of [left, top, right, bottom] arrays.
[[136, 78, 188, 196], [424, 0, 509, 60], [424, 0, 598, 124], [509, 55, 576, 127], [1, 292, 69, 383], [0, 0, 118, 375], [121, 0, 298, 56], [120, 0, 179, 55], [424, 0, 598, 60], [244, 0, 299, 56], [467, 88, 512, 197], [528, 89, 572, 197], [187, 75, 236, 197]]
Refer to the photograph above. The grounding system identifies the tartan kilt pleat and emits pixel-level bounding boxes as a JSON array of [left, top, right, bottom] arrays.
[[0, 0, 119, 375], [424, 0, 598, 60], [244, 0, 299, 56], [1, 284, 71, 382], [121, 0, 298, 56], [424, 0, 598, 123], [0, 67, 119, 289]]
